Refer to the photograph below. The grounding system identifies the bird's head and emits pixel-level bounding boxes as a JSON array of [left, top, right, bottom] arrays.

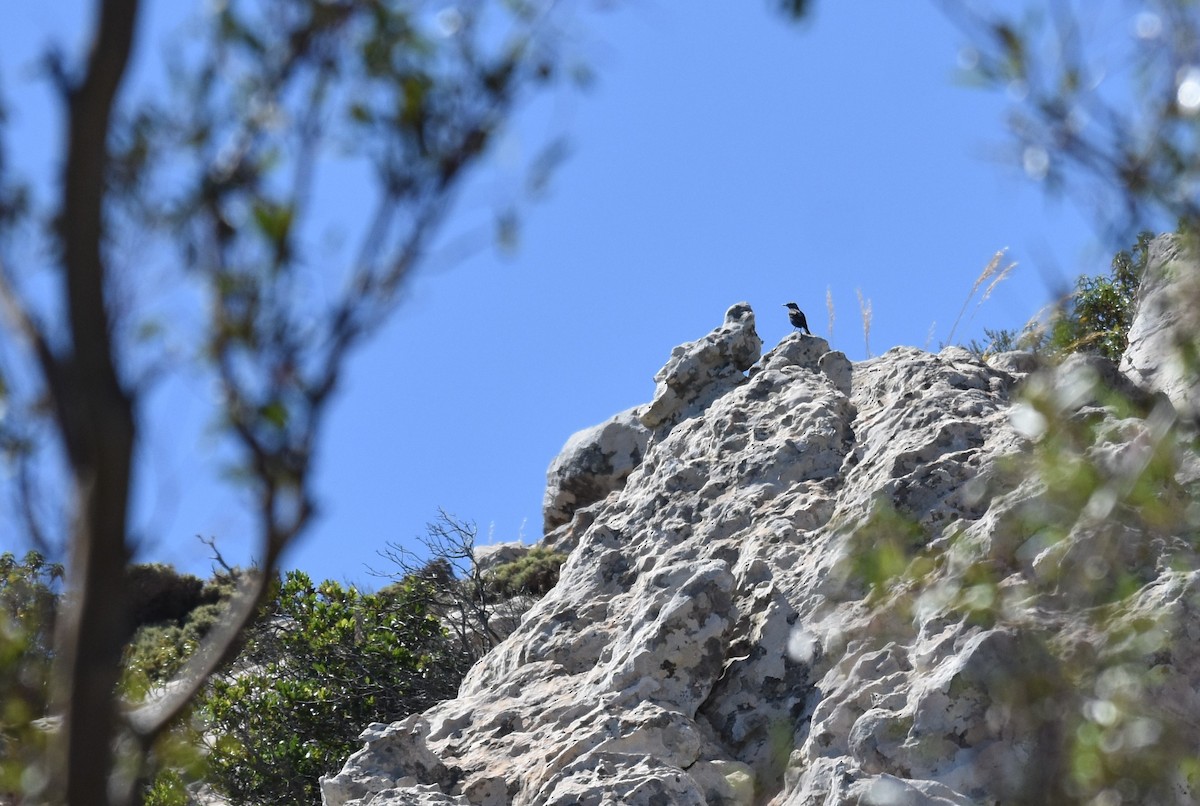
[[784, 302, 800, 311]]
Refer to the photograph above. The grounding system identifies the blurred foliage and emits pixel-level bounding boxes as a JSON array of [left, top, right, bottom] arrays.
[[841, 501, 928, 603], [938, 0, 1200, 235], [0, 552, 61, 799], [487, 546, 566, 597], [0, 0, 597, 798], [776, 0, 813, 20], [968, 232, 1153, 360], [842, 346, 1200, 802], [141, 769, 190, 806], [197, 570, 462, 805], [121, 572, 237, 700]]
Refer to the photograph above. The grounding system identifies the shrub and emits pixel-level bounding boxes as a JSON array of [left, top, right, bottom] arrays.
[[1048, 231, 1151, 360], [141, 769, 190, 806], [126, 564, 208, 629], [0, 552, 62, 798], [122, 574, 236, 698], [487, 547, 567, 597], [199, 571, 461, 804]]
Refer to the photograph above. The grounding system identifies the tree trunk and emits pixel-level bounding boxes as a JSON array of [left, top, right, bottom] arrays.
[[47, 1, 141, 803]]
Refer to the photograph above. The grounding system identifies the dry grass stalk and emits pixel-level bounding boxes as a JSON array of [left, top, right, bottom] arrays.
[[826, 286, 835, 341], [946, 248, 1017, 346], [857, 287, 873, 358]]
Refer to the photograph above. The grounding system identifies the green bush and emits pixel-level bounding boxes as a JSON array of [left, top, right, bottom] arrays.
[[0, 551, 61, 798], [126, 564, 209, 629], [1048, 232, 1151, 359], [199, 571, 463, 805], [142, 768, 190, 806], [487, 547, 567, 597], [122, 575, 235, 698]]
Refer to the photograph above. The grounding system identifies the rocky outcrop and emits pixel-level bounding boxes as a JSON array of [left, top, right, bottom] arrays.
[[473, 542, 530, 573], [325, 239, 1200, 806], [543, 409, 650, 533], [639, 302, 762, 429], [1120, 233, 1200, 417]]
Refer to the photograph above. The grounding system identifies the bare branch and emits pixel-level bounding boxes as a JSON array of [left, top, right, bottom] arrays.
[[198, 534, 238, 577], [15, 452, 53, 558], [374, 509, 513, 664]]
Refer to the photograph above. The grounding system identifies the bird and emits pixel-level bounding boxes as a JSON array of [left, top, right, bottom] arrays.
[[784, 302, 811, 335]]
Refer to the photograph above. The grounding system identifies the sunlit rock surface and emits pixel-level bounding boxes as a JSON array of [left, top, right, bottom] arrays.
[[1120, 233, 1200, 418], [325, 247, 1200, 805], [543, 407, 650, 533], [639, 301, 763, 430]]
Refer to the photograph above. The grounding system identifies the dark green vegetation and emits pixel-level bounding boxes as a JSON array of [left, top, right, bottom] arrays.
[[0, 536, 560, 805], [0, 552, 61, 795], [122, 567, 237, 699], [198, 572, 460, 804]]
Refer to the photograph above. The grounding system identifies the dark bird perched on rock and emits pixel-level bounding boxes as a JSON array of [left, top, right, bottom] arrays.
[[784, 302, 811, 335]]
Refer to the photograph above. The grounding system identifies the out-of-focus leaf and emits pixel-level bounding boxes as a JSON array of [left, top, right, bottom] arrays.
[[527, 138, 571, 196], [777, 0, 812, 21], [251, 202, 294, 244], [257, 401, 289, 430]]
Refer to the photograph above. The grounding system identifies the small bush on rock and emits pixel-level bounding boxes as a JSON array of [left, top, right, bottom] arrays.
[[487, 547, 567, 597]]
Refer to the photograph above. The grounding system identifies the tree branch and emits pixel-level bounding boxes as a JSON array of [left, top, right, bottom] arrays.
[[46, 1, 141, 803]]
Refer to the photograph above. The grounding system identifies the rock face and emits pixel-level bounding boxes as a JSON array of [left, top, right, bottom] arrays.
[[1119, 233, 1200, 417], [473, 542, 530, 573], [325, 243, 1200, 806], [639, 302, 763, 429], [543, 408, 650, 533]]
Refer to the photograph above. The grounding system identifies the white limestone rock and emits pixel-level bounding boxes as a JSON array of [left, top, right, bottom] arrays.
[[985, 350, 1039, 376], [543, 407, 651, 533], [473, 542, 529, 574], [326, 295, 1200, 806], [1120, 233, 1200, 416], [322, 718, 456, 806], [639, 302, 763, 430]]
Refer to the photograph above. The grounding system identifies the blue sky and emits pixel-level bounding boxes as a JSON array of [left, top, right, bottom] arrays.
[[2, 2, 1123, 587]]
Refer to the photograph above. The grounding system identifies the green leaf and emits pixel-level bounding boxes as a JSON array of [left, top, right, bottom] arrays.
[[251, 201, 294, 245], [257, 401, 289, 429]]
